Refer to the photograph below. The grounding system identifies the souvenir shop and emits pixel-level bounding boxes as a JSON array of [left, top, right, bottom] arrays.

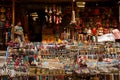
[[0, 0, 120, 80]]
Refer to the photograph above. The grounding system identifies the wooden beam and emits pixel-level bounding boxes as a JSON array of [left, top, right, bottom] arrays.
[[11, 0, 15, 40], [75, 0, 116, 2], [16, 0, 71, 4]]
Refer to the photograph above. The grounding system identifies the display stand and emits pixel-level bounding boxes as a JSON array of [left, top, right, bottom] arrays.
[[1, 41, 119, 80]]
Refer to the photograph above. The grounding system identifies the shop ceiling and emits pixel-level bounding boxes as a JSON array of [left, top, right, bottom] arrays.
[[0, 0, 119, 4], [0, 0, 119, 9], [16, 0, 118, 3]]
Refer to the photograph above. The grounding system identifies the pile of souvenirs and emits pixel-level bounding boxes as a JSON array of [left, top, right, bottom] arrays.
[[0, 39, 119, 78]]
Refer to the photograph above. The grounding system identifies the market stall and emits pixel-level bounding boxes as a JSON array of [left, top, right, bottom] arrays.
[[1, 40, 119, 80]]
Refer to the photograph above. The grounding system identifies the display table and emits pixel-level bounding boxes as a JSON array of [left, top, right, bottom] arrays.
[[2, 41, 120, 80]]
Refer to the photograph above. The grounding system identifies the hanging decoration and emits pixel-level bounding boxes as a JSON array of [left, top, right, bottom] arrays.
[[45, 5, 62, 24], [70, 0, 76, 24]]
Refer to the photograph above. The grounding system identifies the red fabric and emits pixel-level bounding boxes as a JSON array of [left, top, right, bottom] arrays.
[[92, 28, 97, 35]]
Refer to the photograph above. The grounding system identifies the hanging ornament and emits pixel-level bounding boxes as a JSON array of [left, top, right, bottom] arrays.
[[58, 7, 62, 14], [71, 10, 76, 23], [49, 7, 52, 14], [53, 5, 56, 13], [49, 16, 52, 23], [56, 16, 59, 24], [56, 8, 59, 15], [45, 15, 48, 22], [59, 16, 62, 23], [45, 7, 48, 13]]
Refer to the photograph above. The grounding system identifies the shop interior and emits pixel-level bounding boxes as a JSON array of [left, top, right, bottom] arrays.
[[0, 0, 119, 42], [0, 0, 119, 80]]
